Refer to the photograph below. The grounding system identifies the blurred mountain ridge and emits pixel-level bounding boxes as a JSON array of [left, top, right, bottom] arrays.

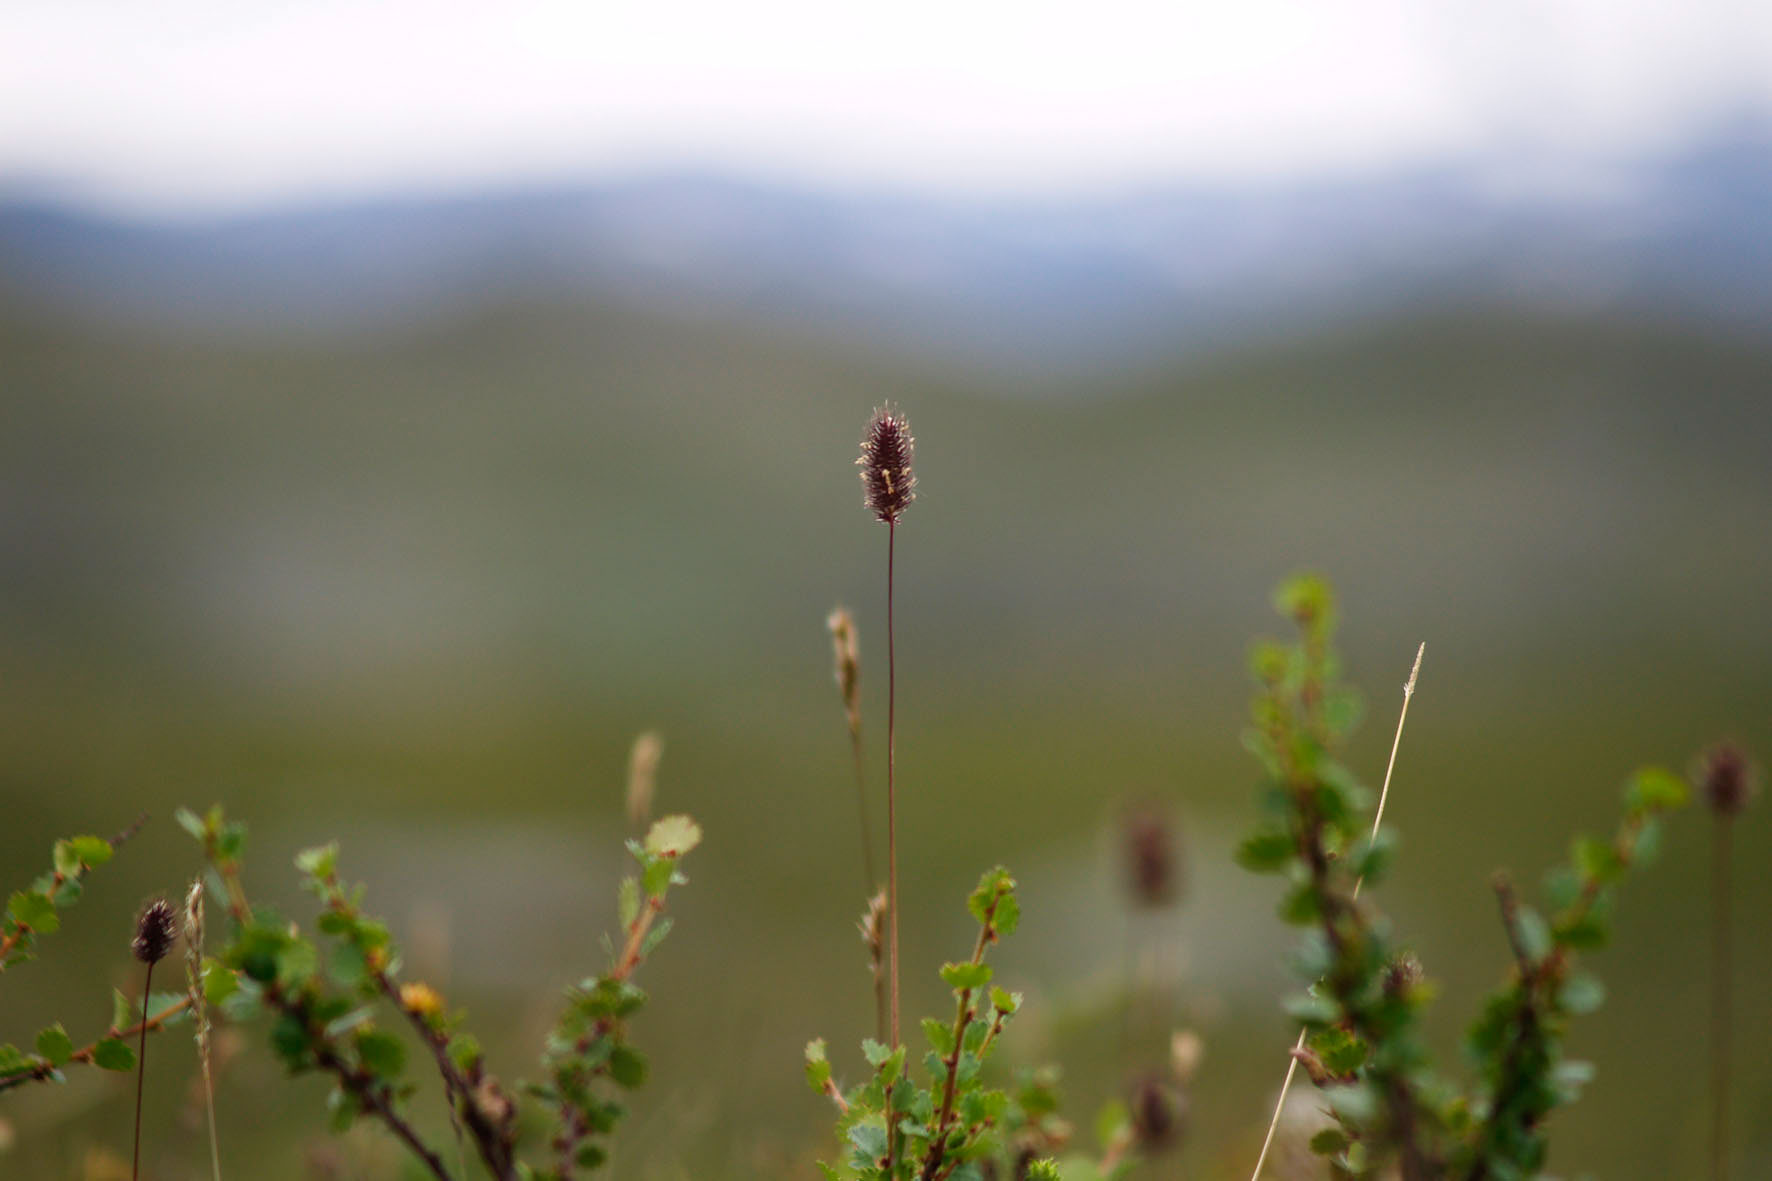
[[3, 117, 1770, 374], [6, 285, 1771, 714]]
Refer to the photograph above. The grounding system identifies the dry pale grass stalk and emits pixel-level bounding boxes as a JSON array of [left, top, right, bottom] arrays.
[[829, 607, 880, 894], [1249, 642, 1424, 1181], [185, 879, 222, 1181], [860, 888, 889, 1044], [626, 731, 664, 828]]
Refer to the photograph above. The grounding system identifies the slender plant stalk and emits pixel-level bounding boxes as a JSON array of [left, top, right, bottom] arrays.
[[1712, 816, 1731, 1181], [1118, 806, 1180, 1066], [860, 889, 889, 1049], [0, 997, 195, 1094], [200, 1035, 222, 1180], [129, 897, 176, 1181], [1695, 740, 1753, 1181], [830, 607, 886, 1040], [1118, 912, 1136, 1066], [885, 519, 902, 1175], [133, 960, 154, 1181], [851, 728, 880, 899], [831, 608, 880, 895], [887, 521, 900, 1052], [872, 906, 888, 1048], [858, 405, 915, 1175], [186, 880, 222, 1181], [1249, 642, 1424, 1181]]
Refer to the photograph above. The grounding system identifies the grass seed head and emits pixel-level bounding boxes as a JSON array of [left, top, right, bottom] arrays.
[[1697, 741, 1758, 818], [828, 608, 861, 725], [857, 406, 916, 524], [627, 731, 664, 828], [859, 889, 887, 962], [1384, 951, 1425, 998], [1129, 1073, 1186, 1155], [1123, 805, 1182, 909], [133, 897, 177, 965], [1169, 1029, 1204, 1084]]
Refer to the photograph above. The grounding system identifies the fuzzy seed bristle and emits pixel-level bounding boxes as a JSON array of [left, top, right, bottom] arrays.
[[859, 887, 889, 1045], [183, 881, 206, 998], [1384, 951, 1425, 998], [858, 889, 888, 955], [133, 897, 177, 965], [857, 407, 916, 524]]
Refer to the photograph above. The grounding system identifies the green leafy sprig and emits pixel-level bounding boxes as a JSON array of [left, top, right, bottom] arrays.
[[1238, 574, 1692, 1180], [0, 817, 179, 1095], [1456, 768, 1689, 1179], [811, 868, 1088, 1181], [294, 839, 519, 1178], [1, 816, 143, 972], [530, 813, 702, 1178], [167, 804, 702, 1180], [179, 805, 457, 1178], [1238, 575, 1443, 1178], [0, 988, 192, 1094]]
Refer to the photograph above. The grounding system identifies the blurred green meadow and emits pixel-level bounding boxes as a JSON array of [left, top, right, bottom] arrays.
[[2, 294, 1770, 1177]]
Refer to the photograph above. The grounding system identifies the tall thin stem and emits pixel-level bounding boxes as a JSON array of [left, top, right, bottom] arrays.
[[201, 1054, 221, 1181], [1249, 642, 1424, 1181], [858, 404, 914, 1173], [1712, 817, 1732, 1181], [832, 606, 885, 1042], [1118, 911, 1136, 1066], [851, 732, 879, 898], [885, 519, 902, 1175], [887, 520, 900, 1051], [133, 961, 155, 1181]]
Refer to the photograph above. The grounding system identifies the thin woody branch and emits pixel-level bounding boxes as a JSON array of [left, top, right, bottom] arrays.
[[0, 996, 196, 1094]]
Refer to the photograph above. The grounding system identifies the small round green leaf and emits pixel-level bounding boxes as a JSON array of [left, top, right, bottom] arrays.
[[91, 1038, 136, 1072], [939, 962, 993, 992], [35, 1024, 73, 1066]]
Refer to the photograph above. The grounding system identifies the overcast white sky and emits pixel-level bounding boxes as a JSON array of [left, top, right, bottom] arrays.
[[2, 0, 1769, 210]]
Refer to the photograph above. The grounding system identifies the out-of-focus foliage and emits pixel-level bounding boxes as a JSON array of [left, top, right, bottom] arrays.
[[1240, 575, 1691, 1178], [809, 868, 1131, 1181]]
